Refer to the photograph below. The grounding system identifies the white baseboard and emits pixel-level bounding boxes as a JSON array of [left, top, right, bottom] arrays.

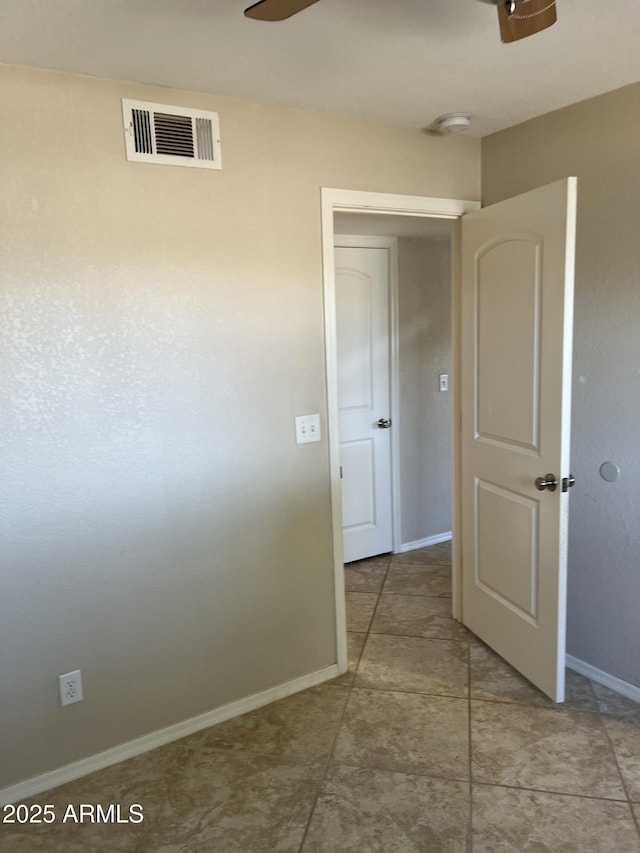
[[566, 654, 640, 704], [397, 532, 452, 553], [0, 663, 339, 806]]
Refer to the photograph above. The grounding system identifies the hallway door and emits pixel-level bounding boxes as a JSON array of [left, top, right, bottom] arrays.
[[460, 178, 577, 702], [335, 244, 393, 563]]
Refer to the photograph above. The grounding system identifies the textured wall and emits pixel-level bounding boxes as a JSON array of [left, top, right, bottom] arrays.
[[0, 63, 480, 789], [398, 238, 452, 545], [482, 83, 640, 688]]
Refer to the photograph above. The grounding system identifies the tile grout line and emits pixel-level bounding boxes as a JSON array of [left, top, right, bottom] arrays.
[[326, 549, 477, 848], [369, 629, 465, 640], [469, 778, 634, 804], [379, 591, 453, 598], [296, 554, 393, 852], [465, 693, 608, 716], [349, 683, 468, 701]]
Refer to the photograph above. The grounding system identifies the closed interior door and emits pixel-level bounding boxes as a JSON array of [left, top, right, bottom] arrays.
[[335, 245, 393, 563], [460, 178, 577, 702]]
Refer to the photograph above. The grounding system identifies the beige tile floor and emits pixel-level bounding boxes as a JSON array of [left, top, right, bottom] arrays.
[[3, 542, 640, 851]]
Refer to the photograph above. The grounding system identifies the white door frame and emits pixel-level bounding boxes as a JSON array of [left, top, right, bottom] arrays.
[[321, 188, 481, 673], [333, 235, 400, 558]]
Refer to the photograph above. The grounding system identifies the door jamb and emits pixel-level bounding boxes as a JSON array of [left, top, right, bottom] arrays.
[[321, 188, 480, 673]]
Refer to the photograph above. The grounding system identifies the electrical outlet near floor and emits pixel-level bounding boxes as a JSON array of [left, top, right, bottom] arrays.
[[58, 669, 83, 707]]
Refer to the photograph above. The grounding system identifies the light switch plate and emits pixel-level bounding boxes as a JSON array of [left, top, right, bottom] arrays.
[[439, 374, 449, 392], [295, 414, 321, 444]]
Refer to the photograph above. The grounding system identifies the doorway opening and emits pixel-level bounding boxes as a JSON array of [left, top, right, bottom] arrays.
[[321, 188, 480, 674], [334, 220, 454, 564]]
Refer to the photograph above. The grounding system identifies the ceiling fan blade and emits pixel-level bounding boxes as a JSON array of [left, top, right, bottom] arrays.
[[497, 0, 557, 43], [244, 0, 321, 21]]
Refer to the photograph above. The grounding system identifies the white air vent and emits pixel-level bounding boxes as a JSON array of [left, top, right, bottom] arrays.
[[122, 99, 221, 170]]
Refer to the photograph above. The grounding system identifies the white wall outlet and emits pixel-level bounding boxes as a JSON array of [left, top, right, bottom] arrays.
[[58, 669, 83, 707], [439, 374, 449, 392], [295, 414, 321, 444]]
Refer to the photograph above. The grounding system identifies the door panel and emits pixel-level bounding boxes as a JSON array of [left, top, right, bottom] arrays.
[[336, 268, 374, 411], [461, 178, 577, 702], [340, 439, 375, 529], [476, 237, 541, 449], [335, 246, 392, 563], [475, 480, 538, 621]]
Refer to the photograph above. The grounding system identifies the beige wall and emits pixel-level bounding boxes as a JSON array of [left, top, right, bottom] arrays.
[[0, 63, 480, 789], [482, 83, 640, 688], [398, 238, 452, 544]]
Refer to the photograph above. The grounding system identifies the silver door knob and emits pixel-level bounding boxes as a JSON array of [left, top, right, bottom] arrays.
[[377, 418, 392, 429], [535, 473, 558, 492]]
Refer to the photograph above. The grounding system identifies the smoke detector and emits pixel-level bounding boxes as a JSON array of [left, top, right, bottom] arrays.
[[435, 113, 471, 134]]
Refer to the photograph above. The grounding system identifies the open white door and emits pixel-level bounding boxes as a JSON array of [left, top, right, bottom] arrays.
[[460, 178, 577, 702], [335, 245, 393, 563]]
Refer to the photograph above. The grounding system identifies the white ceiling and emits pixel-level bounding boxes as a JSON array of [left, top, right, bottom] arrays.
[[1, 0, 638, 136]]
